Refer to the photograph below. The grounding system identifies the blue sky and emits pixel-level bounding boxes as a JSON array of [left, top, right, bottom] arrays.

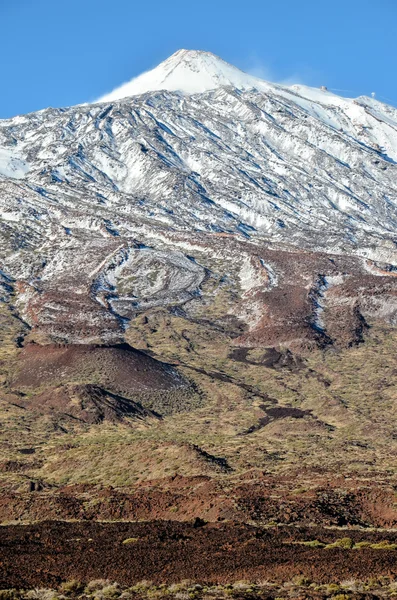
[[1, 0, 396, 118]]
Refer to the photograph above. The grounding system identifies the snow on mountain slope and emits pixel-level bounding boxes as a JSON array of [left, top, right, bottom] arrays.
[[99, 49, 275, 101], [2, 50, 397, 346], [99, 49, 397, 161], [0, 147, 30, 179]]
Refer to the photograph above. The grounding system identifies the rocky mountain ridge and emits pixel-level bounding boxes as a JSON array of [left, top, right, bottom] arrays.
[[1, 50, 397, 347]]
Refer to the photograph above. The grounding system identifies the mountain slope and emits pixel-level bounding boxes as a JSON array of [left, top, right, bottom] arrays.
[[98, 49, 274, 100], [1, 50, 397, 349], [2, 52, 397, 563]]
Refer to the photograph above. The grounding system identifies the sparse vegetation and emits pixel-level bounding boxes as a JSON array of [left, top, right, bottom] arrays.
[[325, 537, 355, 550], [368, 541, 397, 550], [3, 577, 397, 600], [300, 539, 326, 548], [1, 323, 397, 519], [294, 538, 397, 551]]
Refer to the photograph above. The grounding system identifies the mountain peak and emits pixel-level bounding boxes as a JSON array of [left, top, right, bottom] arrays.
[[98, 49, 268, 102], [165, 49, 217, 60]]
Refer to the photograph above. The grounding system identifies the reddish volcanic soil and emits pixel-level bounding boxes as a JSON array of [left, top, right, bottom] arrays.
[[1, 520, 397, 589], [25, 383, 160, 424], [11, 342, 186, 393], [7, 342, 200, 419], [1, 475, 397, 529]]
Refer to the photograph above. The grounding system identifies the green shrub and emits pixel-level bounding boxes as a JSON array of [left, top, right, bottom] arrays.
[[101, 583, 121, 599], [85, 579, 111, 592], [301, 539, 325, 548], [370, 541, 397, 550], [0, 591, 18, 600], [325, 537, 354, 549], [354, 541, 372, 549], [130, 581, 154, 593], [60, 579, 84, 594], [293, 575, 311, 586], [326, 583, 341, 593]]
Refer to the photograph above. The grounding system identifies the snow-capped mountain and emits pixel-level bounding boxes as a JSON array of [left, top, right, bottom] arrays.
[[2, 50, 397, 348], [98, 49, 274, 100]]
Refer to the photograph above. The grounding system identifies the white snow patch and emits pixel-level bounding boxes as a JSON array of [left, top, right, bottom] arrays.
[[0, 148, 29, 179], [240, 255, 275, 292]]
